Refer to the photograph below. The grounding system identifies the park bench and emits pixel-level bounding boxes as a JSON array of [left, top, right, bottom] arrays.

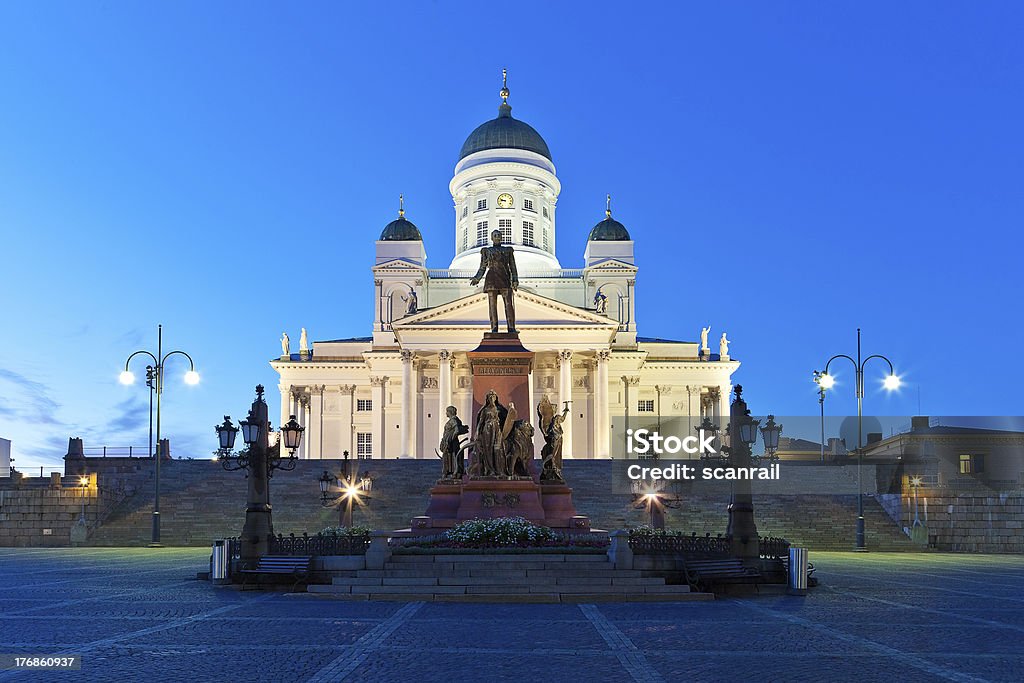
[[682, 557, 763, 592], [238, 555, 312, 591]]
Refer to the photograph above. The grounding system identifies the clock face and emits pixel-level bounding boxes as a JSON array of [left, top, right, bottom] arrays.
[[497, 193, 514, 209]]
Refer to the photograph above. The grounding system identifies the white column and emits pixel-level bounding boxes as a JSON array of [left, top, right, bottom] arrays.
[[370, 377, 388, 459], [596, 350, 610, 458], [626, 278, 636, 331], [297, 393, 309, 459], [400, 350, 416, 458], [558, 350, 573, 459], [339, 385, 355, 458], [718, 384, 731, 428], [309, 385, 324, 459], [278, 384, 290, 434], [438, 350, 452, 442]]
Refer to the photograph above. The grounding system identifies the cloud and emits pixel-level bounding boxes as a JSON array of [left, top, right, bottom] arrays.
[[106, 394, 150, 434], [0, 368, 62, 426]]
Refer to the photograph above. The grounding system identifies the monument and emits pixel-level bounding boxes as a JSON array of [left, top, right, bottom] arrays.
[[415, 237, 591, 533]]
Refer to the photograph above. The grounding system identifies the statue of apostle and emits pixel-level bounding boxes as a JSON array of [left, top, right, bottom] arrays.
[[469, 229, 519, 333]]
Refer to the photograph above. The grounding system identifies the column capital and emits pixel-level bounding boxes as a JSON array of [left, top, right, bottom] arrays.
[[621, 375, 640, 386], [370, 376, 389, 387], [557, 350, 573, 366], [438, 349, 452, 362], [338, 384, 357, 394], [400, 349, 415, 363], [596, 349, 611, 363]]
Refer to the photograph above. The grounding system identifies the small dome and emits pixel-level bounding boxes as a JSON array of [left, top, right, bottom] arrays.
[[588, 195, 631, 241], [379, 216, 421, 241], [379, 195, 422, 241], [588, 216, 630, 241]]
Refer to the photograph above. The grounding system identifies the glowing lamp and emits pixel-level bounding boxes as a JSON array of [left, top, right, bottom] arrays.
[[119, 370, 135, 385], [184, 370, 200, 385], [215, 416, 238, 451], [817, 373, 835, 390], [280, 415, 304, 452], [884, 374, 901, 391]]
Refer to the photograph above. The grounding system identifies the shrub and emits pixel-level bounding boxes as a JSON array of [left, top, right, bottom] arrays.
[[320, 525, 372, 537], [447, 517, 556, 546]]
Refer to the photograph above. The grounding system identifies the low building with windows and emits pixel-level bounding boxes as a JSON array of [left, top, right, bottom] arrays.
[[272, 77, 739, 460]]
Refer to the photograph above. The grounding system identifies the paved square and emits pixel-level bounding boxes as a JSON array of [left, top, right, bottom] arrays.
[[1, 548, 1022, 682]]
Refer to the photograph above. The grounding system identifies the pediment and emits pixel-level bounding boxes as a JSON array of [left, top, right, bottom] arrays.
[[372, 258, 425, 271], [585, 258, 637, 271]]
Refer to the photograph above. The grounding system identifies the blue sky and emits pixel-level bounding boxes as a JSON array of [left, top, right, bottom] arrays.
[[1, 2, 1022, 471]]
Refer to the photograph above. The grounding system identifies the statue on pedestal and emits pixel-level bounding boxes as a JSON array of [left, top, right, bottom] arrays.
[[438, 405, 469, 480], [540, 402, 571, 482], [700, 326, 711, 355], [470, 229, 519, 333], [280, 332, 290, 357], [594, 290, 608, 314], [299, 328, 310, 356], [720, 332, 730, 359], [401, 290, 418, 316]]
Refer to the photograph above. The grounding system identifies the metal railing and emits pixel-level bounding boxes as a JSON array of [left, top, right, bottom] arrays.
[[268, 532, 371, 556], [426, 268, 583, 279], [628, 531, 733, 557], [81, 447, 150, 457]]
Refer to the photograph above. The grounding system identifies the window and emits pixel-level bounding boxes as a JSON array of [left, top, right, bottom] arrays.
[[462, 205, 468, 218], [357, 432, 372, 459], [498, 218, 512, 243], [476, 221, 489, 245], [476, 198, 487, 211], [523, 198, 534, 211], [522, 221, 535, 247], [461, 228, 468, 252], [356, 399, 372, 412], [543, 206, 549, 218], [638, 399, 655, 412], [542, 227, 550, 251], [959, 453, 985, 474]]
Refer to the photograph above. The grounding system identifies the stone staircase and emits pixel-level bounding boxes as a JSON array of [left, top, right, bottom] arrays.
[[307, 552, 712, 602], [84, 459, 915, 551]]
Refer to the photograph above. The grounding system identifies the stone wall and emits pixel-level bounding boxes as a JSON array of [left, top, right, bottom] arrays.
[[888, 489, 1024, 553], [0, 477, 122, 547]]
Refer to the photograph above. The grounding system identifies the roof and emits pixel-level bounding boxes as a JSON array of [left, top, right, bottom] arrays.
[[588, 216, 631, 241], [459, 103, 552, 161], [637, 337, 689, 344]]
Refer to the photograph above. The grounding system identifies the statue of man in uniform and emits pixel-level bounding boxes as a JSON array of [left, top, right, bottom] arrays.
[[470, 229, 519, 333]]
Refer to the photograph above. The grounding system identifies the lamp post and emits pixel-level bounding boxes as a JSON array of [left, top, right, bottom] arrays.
[[910, 476, 923, 528], [318, 451, 372, 528], [217, 386, 303, 564], [726, 385, 760, 566], [78, 475, 88, 523], [120, 324, 199, 547], [696, 417, 720, 463], [760, 415, 783, 461], [817, 328, 900, 551], [812, 370, 826, 462]]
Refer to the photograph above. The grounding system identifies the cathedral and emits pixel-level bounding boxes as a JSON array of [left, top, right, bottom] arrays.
[[272, 74, 739, 461]]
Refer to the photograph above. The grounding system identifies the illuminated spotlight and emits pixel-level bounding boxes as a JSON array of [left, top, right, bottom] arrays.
[[119, 370, 135, 385], [818, 373, 835, 389], [184, 370, 200, 385], [79, 476, 88, 486], [883, 374, 901, 391], [910, 476, 922, 487]]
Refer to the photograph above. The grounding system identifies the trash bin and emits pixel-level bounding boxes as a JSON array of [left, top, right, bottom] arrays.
[[787, 547, 808, 596], [211, 539, 229, 585]]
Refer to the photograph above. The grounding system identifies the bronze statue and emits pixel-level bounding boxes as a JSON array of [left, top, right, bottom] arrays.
[[470, 229, 519, 333], [472, 389, 508, 477], [540, 403, 571, 482], [504, 420, 534, 478], [438, 405, 469, 480]]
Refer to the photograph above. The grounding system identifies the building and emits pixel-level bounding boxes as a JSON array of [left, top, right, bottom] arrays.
[[272, 76, 739, 460], [0, 437, 11, 478]]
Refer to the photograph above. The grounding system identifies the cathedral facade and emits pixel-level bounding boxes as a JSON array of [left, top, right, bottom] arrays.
[[272, 77, 739, 460]]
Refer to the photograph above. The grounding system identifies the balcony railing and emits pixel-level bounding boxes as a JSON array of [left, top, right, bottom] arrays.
[[427, 268, 583, 279]]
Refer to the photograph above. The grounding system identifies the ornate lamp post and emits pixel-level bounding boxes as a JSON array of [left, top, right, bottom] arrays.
[[78, 475, 89, 523], [812, 370, 826, 462], [120, 324, 199, 547], [760, 415, 783, 461], [217, 386, 303, 564], [696, 417, 720, 462], [910, 476, 923, 528], [633, 481, 682, 529], [726, 385, 760, 566], [817, 328, 900, 551]]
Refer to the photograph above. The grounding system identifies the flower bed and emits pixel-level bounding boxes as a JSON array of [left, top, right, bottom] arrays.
[[393, 517, 609, 550]]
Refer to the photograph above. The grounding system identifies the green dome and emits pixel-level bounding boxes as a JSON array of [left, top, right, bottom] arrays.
[[459, 103, 552, 161], [379, 216, 422, 241], [588, 216, 631, 241]]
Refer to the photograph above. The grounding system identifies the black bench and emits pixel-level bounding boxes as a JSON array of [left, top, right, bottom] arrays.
[[238, 556, 312, 591], [683, 558, 762, 592]]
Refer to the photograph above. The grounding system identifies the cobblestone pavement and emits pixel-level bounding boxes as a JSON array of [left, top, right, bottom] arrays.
[[1, 548, 1022, 682]]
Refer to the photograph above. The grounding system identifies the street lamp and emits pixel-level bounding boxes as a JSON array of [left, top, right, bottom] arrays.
[[812, 370, 827, 462], [726, 385, 760, 566], [696, 417, 720, 462], [910, 476, 923, 528], [120, 324, 199, 547], [78, 475, 88, 523], [818, 328, 900, 551], [318, 451, 372, 528], [217, 386, 303, 564], [760, 415, 783, 461]]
